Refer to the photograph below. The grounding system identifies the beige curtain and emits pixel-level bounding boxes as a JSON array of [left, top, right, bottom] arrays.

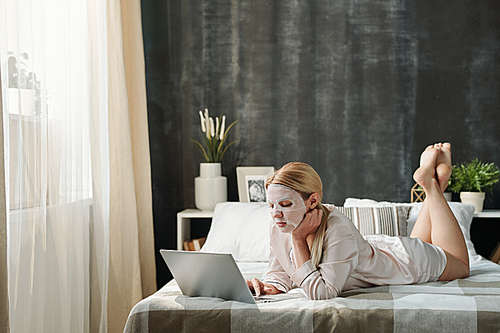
[[0, 68, 10, 333], [107, 0, 157, 332]]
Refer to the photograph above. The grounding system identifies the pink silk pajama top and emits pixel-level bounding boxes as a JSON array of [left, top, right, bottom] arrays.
[[263, 205, 447, 300]]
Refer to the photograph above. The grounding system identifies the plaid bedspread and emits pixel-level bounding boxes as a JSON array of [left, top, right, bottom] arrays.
[[124, 259, 500, 333]]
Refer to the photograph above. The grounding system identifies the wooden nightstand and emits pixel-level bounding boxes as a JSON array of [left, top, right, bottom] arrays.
[[471, 210, 500, 260], [177, 209, 214, 250]]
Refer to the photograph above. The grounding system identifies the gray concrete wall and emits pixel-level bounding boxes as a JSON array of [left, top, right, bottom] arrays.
[[141, 0, 500, 287]]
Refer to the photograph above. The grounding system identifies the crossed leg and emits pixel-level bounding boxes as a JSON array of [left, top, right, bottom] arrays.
[[410, 143, 452, 243], [410, 143, 469, 280]]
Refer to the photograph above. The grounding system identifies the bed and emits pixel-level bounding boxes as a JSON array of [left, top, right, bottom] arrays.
[[124, 199, 500, 333]]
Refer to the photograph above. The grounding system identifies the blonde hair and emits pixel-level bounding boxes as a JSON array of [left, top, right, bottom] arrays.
[[266, 162, 329, 268]]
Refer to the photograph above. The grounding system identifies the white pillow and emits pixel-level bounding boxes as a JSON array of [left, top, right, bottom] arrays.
[[201, 202, 270, 261], [344, 198, 481, 262]]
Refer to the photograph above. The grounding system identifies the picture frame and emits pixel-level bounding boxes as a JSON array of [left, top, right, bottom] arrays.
[[236, 166, 275, 203]]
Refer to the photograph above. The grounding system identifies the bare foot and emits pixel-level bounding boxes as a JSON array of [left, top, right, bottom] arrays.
[[436, 143, 452, 193], [414, 146, 440, 191], [420, 145, 436, 167]]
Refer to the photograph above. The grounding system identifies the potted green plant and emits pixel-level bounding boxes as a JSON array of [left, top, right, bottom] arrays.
[[448, 158, 500, 212]]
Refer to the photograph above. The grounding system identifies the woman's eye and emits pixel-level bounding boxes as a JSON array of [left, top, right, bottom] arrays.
[[280, 202, 292, 208]]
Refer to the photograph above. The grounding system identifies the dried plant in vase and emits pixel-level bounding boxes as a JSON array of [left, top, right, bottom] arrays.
[[190, 108, 238, 211], [191, 108, 238, 163]]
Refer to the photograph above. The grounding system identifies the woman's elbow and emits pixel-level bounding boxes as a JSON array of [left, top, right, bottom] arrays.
[[305, 286, 340, 300]]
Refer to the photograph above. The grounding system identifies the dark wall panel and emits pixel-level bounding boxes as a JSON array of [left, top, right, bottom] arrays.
[[141, 0, 500, 288]]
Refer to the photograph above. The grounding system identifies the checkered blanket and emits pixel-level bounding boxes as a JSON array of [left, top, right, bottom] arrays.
[[124, 259, 500, 333]]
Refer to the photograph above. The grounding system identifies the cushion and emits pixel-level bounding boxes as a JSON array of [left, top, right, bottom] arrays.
[[343, 198, 480, 262], [344, 197, 420, 225], [201, 202, 270, 261], [336, 206, 411, 237]]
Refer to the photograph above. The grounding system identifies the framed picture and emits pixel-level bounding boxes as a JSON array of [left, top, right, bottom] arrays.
[[236, 166, 275, 203]]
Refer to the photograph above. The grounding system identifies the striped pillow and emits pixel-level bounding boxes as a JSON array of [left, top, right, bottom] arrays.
[[336, 206, 411, 237]]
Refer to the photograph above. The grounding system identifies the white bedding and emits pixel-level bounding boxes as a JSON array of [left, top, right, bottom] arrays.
[[125, 258, 500, 333], [124, 200, 500, 332]]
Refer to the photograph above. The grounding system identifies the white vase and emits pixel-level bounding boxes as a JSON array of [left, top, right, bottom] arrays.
[[195, 163, 227, 211], [460, 192, 485, 213]]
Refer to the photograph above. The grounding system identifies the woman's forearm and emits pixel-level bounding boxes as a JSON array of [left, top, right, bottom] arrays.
[[291, 208, 322, 268], [292, 236, 311, 269]]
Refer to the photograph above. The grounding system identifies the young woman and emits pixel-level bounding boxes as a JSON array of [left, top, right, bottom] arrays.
[[247, 143, 469, 300]]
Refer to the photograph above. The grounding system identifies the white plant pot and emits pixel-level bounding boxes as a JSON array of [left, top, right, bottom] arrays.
[[195, 163, 227, 211], [443, 192, 452, 201], [460, 192, 485, 213]]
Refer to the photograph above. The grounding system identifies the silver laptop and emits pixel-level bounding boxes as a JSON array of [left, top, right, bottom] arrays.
[[160, 250, 299, 304], [161, 250, 256, 304]]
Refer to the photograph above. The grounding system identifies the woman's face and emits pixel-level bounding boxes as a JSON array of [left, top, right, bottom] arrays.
[[267, 184, 307, 233]]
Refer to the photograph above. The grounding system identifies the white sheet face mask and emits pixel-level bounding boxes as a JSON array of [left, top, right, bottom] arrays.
[[267, 184, 307, 233]]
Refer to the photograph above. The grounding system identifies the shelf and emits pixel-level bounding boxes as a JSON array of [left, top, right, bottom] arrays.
[[473, 210, 500, 218], [177, 209, 214, 250], [177, 209, 214, 219]]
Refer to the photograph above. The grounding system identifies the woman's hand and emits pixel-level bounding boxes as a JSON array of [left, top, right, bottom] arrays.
[[292, 208, 323, 242], [291, 208, 323, 268], [246, 278, 282, 297]]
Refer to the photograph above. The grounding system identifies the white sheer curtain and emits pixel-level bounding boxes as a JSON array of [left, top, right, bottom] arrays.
[[0, 0, 109, 332]]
